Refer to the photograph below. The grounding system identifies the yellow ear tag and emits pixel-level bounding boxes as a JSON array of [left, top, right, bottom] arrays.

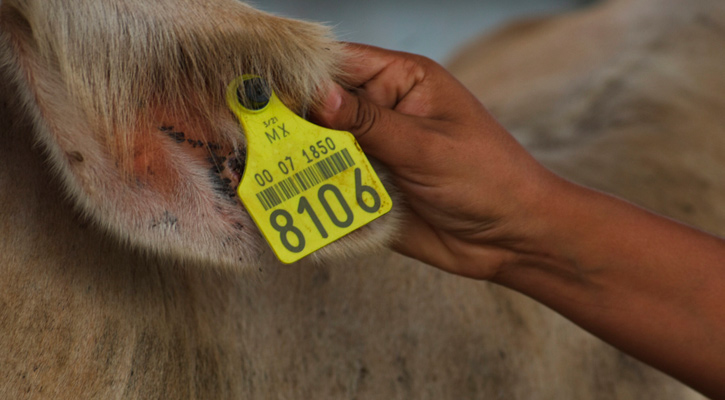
[[226, 76, 393, 264]]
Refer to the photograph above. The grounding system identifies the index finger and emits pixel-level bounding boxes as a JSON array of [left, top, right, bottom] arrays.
[[341, 43, 428, 110], [340, 43, 399, 87]]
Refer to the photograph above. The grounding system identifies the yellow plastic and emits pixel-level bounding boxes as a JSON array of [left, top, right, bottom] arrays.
[[226, 76, 393, 264]]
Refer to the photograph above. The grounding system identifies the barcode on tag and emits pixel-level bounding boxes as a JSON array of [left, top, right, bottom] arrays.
[[256, 149, 355, 211]]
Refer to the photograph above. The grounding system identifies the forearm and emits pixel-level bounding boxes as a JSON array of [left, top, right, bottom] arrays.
[[492, 178, 725, 398]]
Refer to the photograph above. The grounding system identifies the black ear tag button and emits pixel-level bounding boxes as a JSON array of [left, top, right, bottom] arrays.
[[237, 76, 271, 111]]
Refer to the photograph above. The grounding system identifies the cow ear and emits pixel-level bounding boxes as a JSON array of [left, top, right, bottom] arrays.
[[0, 1, 399, 268], [1, 6, 261, 267]]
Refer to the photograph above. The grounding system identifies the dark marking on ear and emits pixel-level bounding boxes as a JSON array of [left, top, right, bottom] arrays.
[[233, 223, 244, 231], [207, 142, 222, 152], [228, 149, 246, 178], [188, 139, 205, 148], [166, 131, 186, 144], [209, 172, 237, 200], [150, 211, 179, 230], [208, 155, 227, 174], [213, 155, 227, 165], [68, 151, 85, 163]]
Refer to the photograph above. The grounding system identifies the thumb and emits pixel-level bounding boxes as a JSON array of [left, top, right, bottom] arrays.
[[314, 84, 419, 163], [315, 83, 385, 141]]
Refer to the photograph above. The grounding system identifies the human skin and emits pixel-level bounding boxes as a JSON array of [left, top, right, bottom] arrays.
[[314, 44, 725, 399]]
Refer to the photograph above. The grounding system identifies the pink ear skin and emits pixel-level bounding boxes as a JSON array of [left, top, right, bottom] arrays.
[[132, 110, 244, 202]]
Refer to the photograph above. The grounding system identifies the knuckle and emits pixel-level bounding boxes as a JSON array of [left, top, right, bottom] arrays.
[[351, 98, 380, 138], [395, 56, 427, 79], [406, 53, 437, 73]]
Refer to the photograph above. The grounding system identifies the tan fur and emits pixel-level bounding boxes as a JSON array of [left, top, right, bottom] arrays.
[[0, 0, 719, 398], [448, 0, 725, 235]]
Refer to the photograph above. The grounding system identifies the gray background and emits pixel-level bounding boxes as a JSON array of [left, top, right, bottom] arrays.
[[254, 0, 594, 63]]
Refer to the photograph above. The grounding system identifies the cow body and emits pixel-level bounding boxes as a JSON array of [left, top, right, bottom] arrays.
[[0, 0, 717, 398]]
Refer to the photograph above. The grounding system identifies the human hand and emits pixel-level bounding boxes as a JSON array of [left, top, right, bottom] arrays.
[[314, 44, 561, 279]]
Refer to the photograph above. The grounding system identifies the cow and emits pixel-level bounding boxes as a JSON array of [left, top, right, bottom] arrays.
[[0, 0, 716, 398]]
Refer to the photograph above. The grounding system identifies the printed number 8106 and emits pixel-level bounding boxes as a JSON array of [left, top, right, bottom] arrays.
[[269, 168, 381, 253]]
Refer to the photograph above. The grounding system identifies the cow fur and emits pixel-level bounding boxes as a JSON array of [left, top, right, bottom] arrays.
[[0, 0, 718, 398]]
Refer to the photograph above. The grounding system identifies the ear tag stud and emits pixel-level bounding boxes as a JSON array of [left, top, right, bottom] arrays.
[[226, 76, 392, 264]]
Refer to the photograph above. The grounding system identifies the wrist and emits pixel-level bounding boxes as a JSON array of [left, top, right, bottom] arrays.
[[438, 166, 584, 282], [487, 172, 603, 287]]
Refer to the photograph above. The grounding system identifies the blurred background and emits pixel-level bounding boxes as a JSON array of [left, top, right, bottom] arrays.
[[254, 0, 595, 63]]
